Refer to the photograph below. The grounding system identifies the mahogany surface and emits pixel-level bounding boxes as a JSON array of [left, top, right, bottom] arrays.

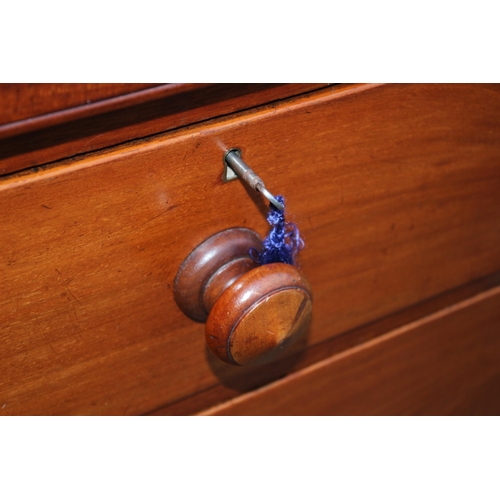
[[205, 264, 312, 366], [175, 228, 312, 366], [1, 84, 500, 414], [174, 227, 262, 322], [150, 271, 500, 415], [202, 286, 500, 415]]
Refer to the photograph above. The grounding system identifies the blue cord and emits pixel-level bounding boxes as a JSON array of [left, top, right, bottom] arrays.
[[253, 195, 304, 266]]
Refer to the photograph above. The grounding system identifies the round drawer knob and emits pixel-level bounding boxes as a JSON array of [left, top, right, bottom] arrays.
[[174, 228, 312, 366]]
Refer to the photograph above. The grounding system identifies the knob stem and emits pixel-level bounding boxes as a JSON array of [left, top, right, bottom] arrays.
[[174, 228, 262, 322]]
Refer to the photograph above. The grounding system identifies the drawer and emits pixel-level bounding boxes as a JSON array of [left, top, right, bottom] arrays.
[[1, 83, 500, 415], [202, 286, 500, 415]]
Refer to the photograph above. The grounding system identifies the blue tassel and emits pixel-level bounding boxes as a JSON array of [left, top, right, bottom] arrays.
[[252, 195, 304, 266]]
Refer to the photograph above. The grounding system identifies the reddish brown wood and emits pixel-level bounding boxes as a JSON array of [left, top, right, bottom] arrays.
[[202, 258, 256, 312], [206, 264, 312, 366], [1, 84, 500, 414], [175, 229, 312, 366], [149, 270, 500, 415], [0, 84, 159, 125], [174, 227, 262, 322], [0, 83, 330, 175], [201, 286, 500, 415]]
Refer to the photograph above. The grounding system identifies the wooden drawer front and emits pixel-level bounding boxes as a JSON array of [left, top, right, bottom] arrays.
[[1, 84, 500, 415], [202, 286, 500, 415]]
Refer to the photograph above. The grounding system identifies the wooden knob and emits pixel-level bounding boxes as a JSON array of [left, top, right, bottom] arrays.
[[174, 228, 312, 366]]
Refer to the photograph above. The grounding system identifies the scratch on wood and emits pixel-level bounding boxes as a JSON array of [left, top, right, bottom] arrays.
[[135, 205, 179, 230], [66, 287, 81, 305], [55, 269, 82, 305], [82, 133, 104, 151]]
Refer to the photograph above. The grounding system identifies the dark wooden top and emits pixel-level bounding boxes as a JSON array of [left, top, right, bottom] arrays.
[[0, 84, 160, 125], [0, 83, 330, 175]]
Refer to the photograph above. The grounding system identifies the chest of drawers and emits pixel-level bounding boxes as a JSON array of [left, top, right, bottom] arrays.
[[1, 83, 500, 415]]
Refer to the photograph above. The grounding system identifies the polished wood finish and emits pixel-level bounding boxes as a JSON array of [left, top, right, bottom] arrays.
[[0, 83, 329, 175], [202, 257, 256, 313], [174, 228, 262, 322], [175, 228, 312, 366], [206, 264, 312, 366], [150, 270, 500, 415], [0, 84, 158, 125], [1, 84, 500, 414], [202, 286, 500, 415]]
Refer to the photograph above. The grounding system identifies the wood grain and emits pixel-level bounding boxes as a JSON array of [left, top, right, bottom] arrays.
[[205, 264, 312, 366], [201, 286, 500, 415], [174, 227, 262, 322], [0, 84, 159, 125], [1, 83, 500, 415], [149, 270, 500, 415], [0, 83, 329, 175]]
